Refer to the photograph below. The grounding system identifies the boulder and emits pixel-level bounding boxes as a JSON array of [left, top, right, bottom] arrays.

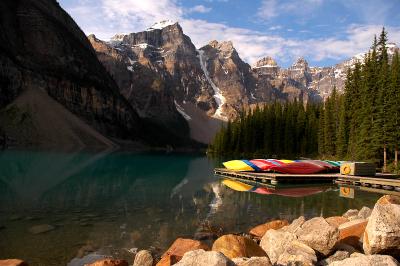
[[282, 216, 306, 234], [231, 257, 271, 266], [85, 259, 128, 266], [334, 243, 358, 255], [212, 234, 266, 259], [276, 240, 317, 266], [325, 216, 349, 228], [363, 195, 400, 256], [156, 238, 209, 266], [28, 224, 55, 234], [350, 252, 365, 258], [0, 259, 28, 266], [133, 250, 153, 266], [249, 219, 289, 238], [328, 255, 400, 266], [173, 250, 234, 266], [343, 209, 359, 220], [296, 217, 339, 256], [377, 195, 400, 205], [156, 256, 179, 266], [317, 250, 350, 265], [260, 229, 296, 264], [338, 219, 368, 247], [357, 207, 372, 219]]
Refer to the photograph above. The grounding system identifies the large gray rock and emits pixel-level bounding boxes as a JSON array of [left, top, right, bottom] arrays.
[[282, 216, 306, 234], [357, 207, 372, 220], [276, 240, 317, 266], [173, 250, 234, 266], [231, 256, 271, 266], [296, 217, 339, 256], [133, 250, 153, 266], [260, 229, 296, 264], [363, 195, 400, 256], [342, 209, 359, 221], [328, 254, 399, 266], [318, 250, 350, 265]]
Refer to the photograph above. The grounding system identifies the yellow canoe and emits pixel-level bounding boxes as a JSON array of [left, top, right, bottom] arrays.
[[222, 179, 253, 192], [222, 160, 254, 171], [279, 159, 294, 164]]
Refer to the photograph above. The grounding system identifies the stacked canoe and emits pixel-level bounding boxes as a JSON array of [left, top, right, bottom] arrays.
[[222, 159, 342, 174]]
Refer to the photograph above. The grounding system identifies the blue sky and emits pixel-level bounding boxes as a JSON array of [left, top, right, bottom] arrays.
[[60, 0, 400, 67]]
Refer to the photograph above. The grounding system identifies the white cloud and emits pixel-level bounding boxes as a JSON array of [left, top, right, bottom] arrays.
[[256, 0, 278, 20], [101, 0, 182, 32], [268, 25, 282, 30], [257, 0, 324, 21], [63, 0, 400, 67], [340, 0, 395, 25], [187, 5, 212, 13]]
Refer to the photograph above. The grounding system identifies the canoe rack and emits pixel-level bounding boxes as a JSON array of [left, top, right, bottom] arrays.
[[214, 168, 400, 192]]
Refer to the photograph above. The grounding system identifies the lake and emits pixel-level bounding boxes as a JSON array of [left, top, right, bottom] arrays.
[[0, 150, 381, 265]]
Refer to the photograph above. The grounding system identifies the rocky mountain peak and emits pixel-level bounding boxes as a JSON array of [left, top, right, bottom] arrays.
[[253, 56, 278, 68], [386, 42, 399, 56], [111, 33, 126, 42], [206, 40, 237, 59], [291, 57, 309, 69], [147, 20, 178, 31]]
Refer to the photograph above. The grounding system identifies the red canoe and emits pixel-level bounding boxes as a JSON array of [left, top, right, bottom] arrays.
[[299, 160, 339, 172], [251, 159, 326, 174]]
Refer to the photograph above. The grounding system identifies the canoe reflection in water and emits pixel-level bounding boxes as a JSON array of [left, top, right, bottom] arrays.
[[221, 178, 330, 197]]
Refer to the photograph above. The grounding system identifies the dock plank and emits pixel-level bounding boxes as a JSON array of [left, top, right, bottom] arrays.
[[215, 168, 400, 190]]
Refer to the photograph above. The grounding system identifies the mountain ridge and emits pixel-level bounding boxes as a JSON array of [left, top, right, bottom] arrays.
[[89, 21, 399, 144]]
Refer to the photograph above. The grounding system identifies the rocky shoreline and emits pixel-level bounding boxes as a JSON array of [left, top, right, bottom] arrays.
[[1, 195, 399, 266]]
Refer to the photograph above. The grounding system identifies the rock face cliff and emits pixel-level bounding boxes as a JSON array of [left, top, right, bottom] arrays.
[[0, 0, 194, 148], [88, 21, 399, 144]]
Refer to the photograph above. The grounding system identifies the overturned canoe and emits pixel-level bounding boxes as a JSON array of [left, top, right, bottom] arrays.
[[223, 159, 341, 174], [299, 160, 339, 172], [222, 160, 261, 172]]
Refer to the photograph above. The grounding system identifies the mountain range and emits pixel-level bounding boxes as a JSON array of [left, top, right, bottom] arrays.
[[0, 1, 398, 148], [88, 20, 399, 143]]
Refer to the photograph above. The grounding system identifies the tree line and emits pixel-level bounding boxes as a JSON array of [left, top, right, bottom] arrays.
[[209, 29, 400, 171], [209, 100, 320, 158]]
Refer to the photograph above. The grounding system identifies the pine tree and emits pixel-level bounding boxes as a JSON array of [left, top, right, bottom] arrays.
[[373, 28, 390, 171], [390, 51, 400, 167], [318, 104, 325, 156], [336, 95, 347, 158]]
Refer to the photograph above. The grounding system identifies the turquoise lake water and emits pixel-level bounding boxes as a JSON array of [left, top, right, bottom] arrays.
[[0, 150, 382, 265]]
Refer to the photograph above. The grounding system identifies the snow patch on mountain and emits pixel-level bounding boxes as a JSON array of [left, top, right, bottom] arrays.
[[174, 100, 192, 121], [132, 43, 152, 49], [197, 49, 227, 121], [147, 20, 176, 31], [253, 64, 277, 69]]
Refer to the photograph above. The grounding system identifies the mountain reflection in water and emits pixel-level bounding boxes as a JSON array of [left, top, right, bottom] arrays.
[[0, 150, 381, 266]]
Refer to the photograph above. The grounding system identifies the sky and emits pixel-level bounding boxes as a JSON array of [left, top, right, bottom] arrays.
[[59, 0, 400, 67]]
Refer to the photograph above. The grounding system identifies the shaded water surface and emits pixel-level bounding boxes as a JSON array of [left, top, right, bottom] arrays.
[[0, 150, 381, 265]]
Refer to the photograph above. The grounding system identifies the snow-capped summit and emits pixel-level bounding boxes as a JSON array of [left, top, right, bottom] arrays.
[[147, 20, 177, 31]]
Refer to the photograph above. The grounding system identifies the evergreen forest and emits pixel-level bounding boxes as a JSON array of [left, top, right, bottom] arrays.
[[209, 29, 400, 171]]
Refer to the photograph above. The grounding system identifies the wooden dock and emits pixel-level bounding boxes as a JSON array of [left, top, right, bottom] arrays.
[[335, 174, 400, 192], [214, 168, 400, 192]]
